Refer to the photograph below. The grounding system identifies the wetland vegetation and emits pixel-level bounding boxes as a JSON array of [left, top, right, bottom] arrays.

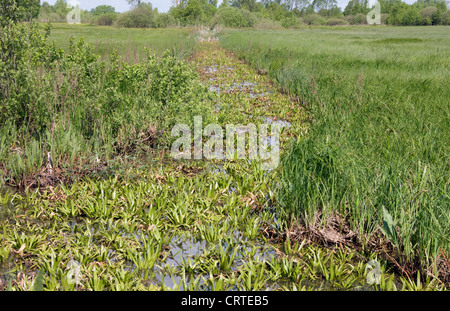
[[220, 26, 450, 283], [0, 1, 449, 292]]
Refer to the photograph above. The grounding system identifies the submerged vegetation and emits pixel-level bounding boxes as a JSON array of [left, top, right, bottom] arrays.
[[0, 161, 416, 291], [1, 1, 449, 292]]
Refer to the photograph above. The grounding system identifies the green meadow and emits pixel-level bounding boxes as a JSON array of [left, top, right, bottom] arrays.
[[48, 24, 196, 60]]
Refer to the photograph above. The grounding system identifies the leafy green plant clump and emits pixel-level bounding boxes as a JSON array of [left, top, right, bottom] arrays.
[[0, 8, 212, 187], [211, 7, 257, 28], [116, 3, 159, 28]]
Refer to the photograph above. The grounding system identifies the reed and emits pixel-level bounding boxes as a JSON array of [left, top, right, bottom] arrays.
[[220, 26, 450, 277]]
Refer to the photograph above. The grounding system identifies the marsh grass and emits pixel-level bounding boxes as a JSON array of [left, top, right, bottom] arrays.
[[220, 26, 450, 281]]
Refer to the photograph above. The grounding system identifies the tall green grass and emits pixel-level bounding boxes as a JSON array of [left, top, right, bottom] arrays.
[[220, 27, 450, 273]]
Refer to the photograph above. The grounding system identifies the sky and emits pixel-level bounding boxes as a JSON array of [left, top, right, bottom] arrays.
[[41, 0, 418, 13]]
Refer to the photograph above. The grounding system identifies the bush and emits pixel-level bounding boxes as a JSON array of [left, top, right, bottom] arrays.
[[302, 14, 327, 26], [116, 3, 157, 28], [442, 9, 450, 25], [81, 10, 94, 24], [420, 6, 439, 25], [388, 4, 421, 25], [211, 7, 257, 28], [94, 13, 117, 26], [0, 9, 212, 183], [344, 14, 354, 24], [353, 13, 368, 25], [381, 13, 389, 25], [155, 13, 177, 28], [281, 16, 303, 29], [327, 18, 347, 26], [170, 0, 217, 26], [49, 12, 62, 23], [318, 8, 343, 18]]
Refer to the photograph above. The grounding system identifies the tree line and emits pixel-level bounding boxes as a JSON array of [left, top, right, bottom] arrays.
[[17, 0, 450, 27]]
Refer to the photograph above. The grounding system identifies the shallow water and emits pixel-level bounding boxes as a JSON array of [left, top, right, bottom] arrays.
[[169, 235, 209, 265], [259, 116, 292, 129], [204, 65, 218, 74], [209, 85, 221, 93], [150, 232, 280, 290]]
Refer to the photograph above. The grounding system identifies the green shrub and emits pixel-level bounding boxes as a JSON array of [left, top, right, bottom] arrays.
[[116, 3, 157, 28], [353, 13, 368, 24], [94, 13, 117, 26], [442, 9, 450, 25], [388, 4, 421, 25], [170, 0, 217, 26], [155, 13, 177, 28], [420, 6, 439, 25], [327, 18, 347, 26], [0, 10, 212, 184], [302, 14, 327, 26], [211, 7, 257, 28], [281, 16, 303, 29], [49, 12, 62, 22], [344, 14, 354, 24]]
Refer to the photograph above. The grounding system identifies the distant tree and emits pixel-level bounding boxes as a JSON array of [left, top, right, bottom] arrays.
[[219, 0, 231, 7], [212, 6, 257, 27], [170, 0, 217, 25], [319, 5, 341, 16], [388, 2, 421, 25], [441, 9, 450, 24], [417, 0, 448, 23], [264, 1, 290, 20], [208, 0, 218, 7], [231, 0, 257, 11], [39, 1, 52, 21], [420, 6, 438, 24], [312, 0, 337, 11], [185, 0, 217, 23], [90, 5, 117, 25], [128, 0, 142, 8], [91, 5, 116, 16], [415, 0, 447, 10], [53, 0, 69, 19], [172, 0, 189, 6], [41, 1, 51, 14], [344, 0, 369, 15], [117, 2, 157, 27], [378, 0, 402, 14], [289, 0, 312, 11]]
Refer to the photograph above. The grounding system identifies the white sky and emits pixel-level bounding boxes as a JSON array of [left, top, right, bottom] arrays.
[[41, 0, 418, 13]]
